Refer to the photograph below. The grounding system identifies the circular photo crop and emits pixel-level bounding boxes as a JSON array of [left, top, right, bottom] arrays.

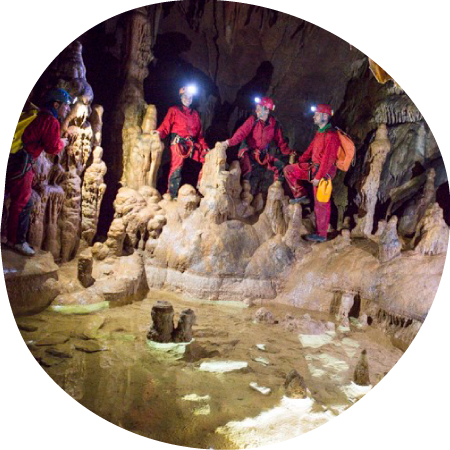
[[1, 1, 448, 449]]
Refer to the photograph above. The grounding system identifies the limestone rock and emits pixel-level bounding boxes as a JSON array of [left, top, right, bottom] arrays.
[[73, 339, 107, 353], [281, 314, 335, 335], [412, 203, 449, 255], [254, 307, 277, 324], [3, 249, 59, 316], [399, 169, 436, 236], [52, 290, 104, 307], [45, 345, 73, 359], [284, 369, 308, 399], [378, 216, 402, 263], [36, 333, 70, 347], [91, 242, 110, 261]]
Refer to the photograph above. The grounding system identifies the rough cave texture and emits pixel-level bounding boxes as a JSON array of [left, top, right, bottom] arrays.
[[3, 1, 449, 355]]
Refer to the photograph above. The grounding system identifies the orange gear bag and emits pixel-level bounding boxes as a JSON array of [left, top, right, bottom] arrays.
[[335, 127, 355, 172]]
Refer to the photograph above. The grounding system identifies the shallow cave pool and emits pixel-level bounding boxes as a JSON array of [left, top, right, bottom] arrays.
[[16, 290, 403, 449]]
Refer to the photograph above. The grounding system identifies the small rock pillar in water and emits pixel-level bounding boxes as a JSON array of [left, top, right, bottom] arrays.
[[147, 301, 175, 343], [77, 250, 95, 288], [173, 308, 196, 343], [354, 349, 371, 386], [284, 369, 308, 399]]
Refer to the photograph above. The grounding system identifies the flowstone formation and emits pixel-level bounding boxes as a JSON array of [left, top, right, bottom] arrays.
[[122, 105, 164, 190], [97, 8, 166, 260], [145, 144, 299, 300], [352, 124, 391, 237], [81, 107, 107, 246]]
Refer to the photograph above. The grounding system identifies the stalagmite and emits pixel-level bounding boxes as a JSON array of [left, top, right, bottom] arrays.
[[121, 104, 164, 190], [147, 301, 175, 343], [77, 250, 95, 288], [353, 124, 391, 237], [284, 369, 308, 399], [353, 349, 370, 386], [198, 143, 232, 225], [176, 185, 201, 221], [173, 309, 196, 343], [260, 181, 289, 236], [378, 216, 402, 263], [90, 105, 104, 147], [58, 167, 82, 262], [412, 203, 449, 255], [336, 292, 355, 327], [104, 218, 126, 257], [81, 146, 107, 245], [284, 203, 308, 251], [113, 8, 156, 178], [28, 190, 45, 250], [374, 219, 387, 237], [333, 229, 351, 251], [42, 187, 65, 259]]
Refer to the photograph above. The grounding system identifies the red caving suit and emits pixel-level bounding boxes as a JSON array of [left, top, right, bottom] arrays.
[[227, 114, 293, 195], [284, 123, 340, 237], [157, 105, 208, 198], [4, 110, 64, 245]]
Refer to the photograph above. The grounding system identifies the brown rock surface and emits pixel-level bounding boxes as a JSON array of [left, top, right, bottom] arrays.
[[3, 248, 59, 316]]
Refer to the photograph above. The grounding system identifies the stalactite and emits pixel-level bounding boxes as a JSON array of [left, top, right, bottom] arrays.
[[374, 96, 422, 125]]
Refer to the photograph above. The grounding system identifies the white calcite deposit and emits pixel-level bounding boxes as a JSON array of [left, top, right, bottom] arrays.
[[198, 361, 248, 373]]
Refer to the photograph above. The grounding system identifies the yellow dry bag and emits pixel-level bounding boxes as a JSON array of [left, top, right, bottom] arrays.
[[11, 108, 39, 154], [317, 178, 332, 203]]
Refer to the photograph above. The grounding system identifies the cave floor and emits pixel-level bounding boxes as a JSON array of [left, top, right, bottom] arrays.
[[17, 290, 403, 448]]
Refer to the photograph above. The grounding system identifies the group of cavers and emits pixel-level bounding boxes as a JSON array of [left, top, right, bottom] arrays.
[[3, 84, 354, 257]]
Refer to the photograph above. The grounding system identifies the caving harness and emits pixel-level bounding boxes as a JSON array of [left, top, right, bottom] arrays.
[[237, 113, 282, 166]]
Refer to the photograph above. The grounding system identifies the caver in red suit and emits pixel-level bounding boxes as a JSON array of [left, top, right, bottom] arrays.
[[156, 87, 209, 199], [224, 97, 295, 195], [284, 104, 340, 241], [4, 88, 70, 256]]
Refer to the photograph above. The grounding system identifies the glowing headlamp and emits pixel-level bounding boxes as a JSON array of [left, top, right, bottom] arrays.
[[311, 106, 317, 112], [186, 85, 198, 96], [255, 97, 261, 104]]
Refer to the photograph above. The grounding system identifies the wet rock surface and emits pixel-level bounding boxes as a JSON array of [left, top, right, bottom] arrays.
[[3, 248, 60, 316]]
